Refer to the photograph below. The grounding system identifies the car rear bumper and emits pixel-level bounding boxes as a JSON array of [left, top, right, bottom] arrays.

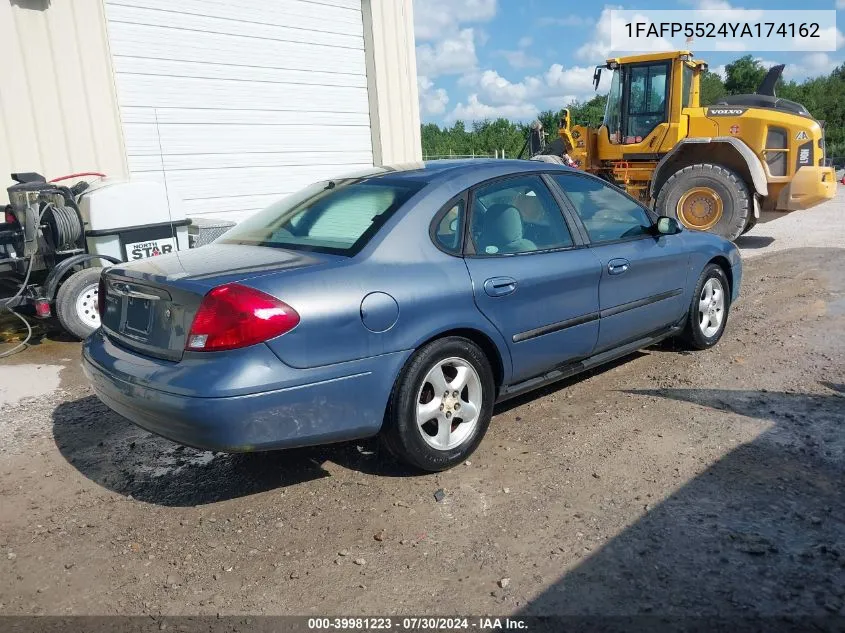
[[82, 330, 411, 452]]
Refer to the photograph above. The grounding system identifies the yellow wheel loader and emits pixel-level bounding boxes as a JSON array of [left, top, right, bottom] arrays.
[[535, 51, 837, 240]]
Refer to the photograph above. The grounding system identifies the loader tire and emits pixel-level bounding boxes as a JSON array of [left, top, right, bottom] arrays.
[[741, 214, 758, 235], [655, 163, 750, 241]]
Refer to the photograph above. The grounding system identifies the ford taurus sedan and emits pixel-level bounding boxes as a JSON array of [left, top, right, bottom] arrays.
[[83, 160, 742, 472]]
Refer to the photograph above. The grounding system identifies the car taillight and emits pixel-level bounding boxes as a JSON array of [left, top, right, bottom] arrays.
[[4, 209, 16, 225], [97, 276, 106, 316], [186, 283, 299, 352]]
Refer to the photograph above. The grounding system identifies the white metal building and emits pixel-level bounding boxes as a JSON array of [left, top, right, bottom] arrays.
[[0, 0, 422, 223]]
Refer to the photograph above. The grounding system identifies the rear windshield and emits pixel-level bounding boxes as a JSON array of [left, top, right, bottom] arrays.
[[216, 178, 422, 255]]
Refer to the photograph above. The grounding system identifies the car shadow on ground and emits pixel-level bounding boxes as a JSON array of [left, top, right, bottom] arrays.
[[51, 395, 419, 507], [52, 349, 658, 507], [518, 385, 845, 627]]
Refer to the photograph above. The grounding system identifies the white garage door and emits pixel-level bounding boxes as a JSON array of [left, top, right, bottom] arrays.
[[104, 0, 373, 223]]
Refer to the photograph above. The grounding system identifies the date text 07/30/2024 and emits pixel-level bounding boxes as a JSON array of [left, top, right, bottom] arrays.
[[306, 617, 529, 630]]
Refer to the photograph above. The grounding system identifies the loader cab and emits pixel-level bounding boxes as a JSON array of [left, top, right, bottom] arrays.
[[596, 52, 702, 161]]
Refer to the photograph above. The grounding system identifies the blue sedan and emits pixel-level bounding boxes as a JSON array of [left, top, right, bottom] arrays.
[[83, 160, 742, 472]]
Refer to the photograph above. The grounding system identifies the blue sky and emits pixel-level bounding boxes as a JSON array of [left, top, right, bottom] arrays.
[[413, 0, 845, 124]]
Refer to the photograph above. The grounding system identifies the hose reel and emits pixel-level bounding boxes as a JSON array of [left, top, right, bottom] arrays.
[[43, 203, 83, 249]]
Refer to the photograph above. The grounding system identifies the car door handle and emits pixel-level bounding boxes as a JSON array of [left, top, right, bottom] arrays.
[[607, 258, 630, 275], [483, 277, 517, 297]]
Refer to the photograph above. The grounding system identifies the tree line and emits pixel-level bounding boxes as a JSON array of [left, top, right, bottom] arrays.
[[421, 56, 845, 162]]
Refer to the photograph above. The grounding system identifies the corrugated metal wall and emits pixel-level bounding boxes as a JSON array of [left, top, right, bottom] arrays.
[[0, 0, 128, 190], [103, 0, 376, 222]]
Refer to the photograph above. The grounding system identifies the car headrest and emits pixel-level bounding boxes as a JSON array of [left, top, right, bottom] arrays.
[[482, 204, 524, 246], [513, 193, 544, 222]]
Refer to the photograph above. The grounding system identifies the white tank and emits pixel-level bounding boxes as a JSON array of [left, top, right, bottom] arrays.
[[77, 179, 189, 262]]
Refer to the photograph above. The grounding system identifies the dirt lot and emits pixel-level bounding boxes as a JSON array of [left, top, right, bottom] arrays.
[[1, 202, 844, 619]]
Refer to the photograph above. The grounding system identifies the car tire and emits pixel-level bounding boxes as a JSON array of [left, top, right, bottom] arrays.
[[381, 337, 495, 472], [682, 263, 731, 350], [56, 267, 103, 340]]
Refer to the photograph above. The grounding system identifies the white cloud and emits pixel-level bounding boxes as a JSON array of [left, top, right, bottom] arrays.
[[478, 64, 609, 107], [457, 71, 482, 88], [413, 0, 498, 117], [494, 49, 542, 69], [446, 95, 538, 123], [545, 63, 610, 96], [413, 0, 497, 41], [418, 76, 449, 116], [446, 62, 612, 123], [538, 15, 592, 27], [783, 53, 844, 80], [695, 0, 734, 9], [518, 36, 533, 48], [416, 29, 479, 78], [477, 70, 530, 104], [575, 6, 673, 61], [576, 6, 622, 61]]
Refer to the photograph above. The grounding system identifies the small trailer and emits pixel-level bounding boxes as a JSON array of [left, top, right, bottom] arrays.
[[1, 172, 189, 347]]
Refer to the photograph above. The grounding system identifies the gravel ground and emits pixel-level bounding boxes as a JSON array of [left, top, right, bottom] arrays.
[[0, 194, 843, 620], [736, 190, 845, 258]]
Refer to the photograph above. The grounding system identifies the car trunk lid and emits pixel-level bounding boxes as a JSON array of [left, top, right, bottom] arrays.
[[99, 244, 344, 361]]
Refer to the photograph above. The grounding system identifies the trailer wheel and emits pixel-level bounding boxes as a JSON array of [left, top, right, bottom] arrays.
[[56, 267, 103, 340], [655, 164, 750, 241]]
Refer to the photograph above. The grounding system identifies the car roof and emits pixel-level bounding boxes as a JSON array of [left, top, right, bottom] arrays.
[[336, 159, 576, 186]]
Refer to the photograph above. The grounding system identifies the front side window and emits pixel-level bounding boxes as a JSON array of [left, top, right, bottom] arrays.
[[217, 178, 422, 255], [552, 175, 653, 243], [470, 175, 573, 255], [626, 63, 669, 140]]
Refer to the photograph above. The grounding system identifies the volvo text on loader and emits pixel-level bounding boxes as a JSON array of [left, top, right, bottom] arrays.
[[532, 51, 837, 240]]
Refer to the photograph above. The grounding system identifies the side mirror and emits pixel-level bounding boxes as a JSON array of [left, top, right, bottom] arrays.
[[656, 216, 682, 235]]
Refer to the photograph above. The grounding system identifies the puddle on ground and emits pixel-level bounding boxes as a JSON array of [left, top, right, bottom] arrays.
[[0, 364, 63, 406]]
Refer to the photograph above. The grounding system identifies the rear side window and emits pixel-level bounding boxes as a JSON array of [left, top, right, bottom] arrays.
[[432, 198, 465, 254], [470, 175, 574, 255], [553, 174, 653, 243], [218, 178, 422, 255]]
